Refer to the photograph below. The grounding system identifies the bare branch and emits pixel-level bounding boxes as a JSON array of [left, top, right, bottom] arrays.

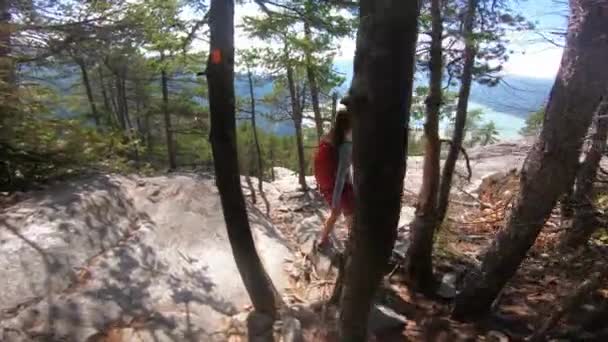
[[440, 139, 472, 181]]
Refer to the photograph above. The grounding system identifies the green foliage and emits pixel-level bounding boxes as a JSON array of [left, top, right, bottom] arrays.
[[235, 122, 316, 179], [2, 112, 133, 190], [520, 107, 545, 136]]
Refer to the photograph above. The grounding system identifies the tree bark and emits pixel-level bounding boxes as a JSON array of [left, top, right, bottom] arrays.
[[452, 0, 608, 321], [97, 66, 117, 128], [286, 62, 308, 191], [246, 172, 257, 204], [161, 54, 177, 171], [77, 60, 101, 128], [559, 98, 608, 249], [113, 75, 127, 130], [0, 0, 15, 140], [304, 22, 324, 141], [406, 0, 443, 293], [247, 69, 270, 215], [338, 1, 420, 340], [0, 0, 13, 90], [206, 0, 279, 324], [436, 0, 478, 222], [331, 92, 338, 123]]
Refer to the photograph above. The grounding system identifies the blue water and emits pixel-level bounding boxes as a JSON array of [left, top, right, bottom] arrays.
[[332, 59, 548, 140], [469, 102, 526, 139]]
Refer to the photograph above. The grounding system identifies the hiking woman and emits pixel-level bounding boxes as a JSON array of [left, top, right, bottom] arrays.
[[313, 109, 354, 246]]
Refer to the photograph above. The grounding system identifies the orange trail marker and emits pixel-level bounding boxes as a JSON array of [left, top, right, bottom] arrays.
[[211, 49, 222, 64]]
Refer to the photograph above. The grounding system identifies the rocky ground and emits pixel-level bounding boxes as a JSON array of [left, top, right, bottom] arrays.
[[1, 140, 607, 341]]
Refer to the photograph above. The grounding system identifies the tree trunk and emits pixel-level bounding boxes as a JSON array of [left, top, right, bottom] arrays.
[[97, 66, 116, 128], [113, 76, 126, 130], [0, 0, 13, 91], [331, 92, 338, 123], [452, 0, 608, 321], [286, 62, 308, 191], [559, 98, 608, 249], [77, 60, 101, 128], [436, 0, 478, 222], [270, 147, 276, 182], [0, 0, 15, 140], [121, 76, 132, 130], [338, 0, 420, 340], [405, 0, 443, 293], [304, 22, 323, 141], [247, 69, 270, 215], [117, 72, 140, 168], [246, 172, 257, 204], [161, 58, 177, 170], [206, 0, 279, 327]]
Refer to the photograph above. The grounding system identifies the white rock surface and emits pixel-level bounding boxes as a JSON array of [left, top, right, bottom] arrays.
[[0, 174, 293, 342]]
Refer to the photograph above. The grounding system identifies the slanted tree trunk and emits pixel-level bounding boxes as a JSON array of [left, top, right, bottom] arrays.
[[286, 62, 308, 191], [338, 0, 420, 340], [247, 69, 270, 215], [453, 0, 608, 321], [206, 0, 279, 329], [406, 0, 443, 293], [559, 98, 608, 249], [77, 59, 101, 128], [161, 54, 177, 171], [436, 0, 478, 222], [304, 22, 323, 141]]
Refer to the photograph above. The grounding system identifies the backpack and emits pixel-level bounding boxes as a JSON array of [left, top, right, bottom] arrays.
[[314, 140, 338, 192]]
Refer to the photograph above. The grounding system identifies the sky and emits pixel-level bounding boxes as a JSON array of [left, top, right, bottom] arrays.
[[223, 0, 569, 80]]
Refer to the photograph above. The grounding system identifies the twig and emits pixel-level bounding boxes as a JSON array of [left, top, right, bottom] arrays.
[[450, 199, 482, 207], [440, 139, 473, 181], [454, 184, 493, 209]]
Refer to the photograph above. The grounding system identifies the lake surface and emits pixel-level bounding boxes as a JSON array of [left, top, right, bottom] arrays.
[[469, 101, 526, 139]]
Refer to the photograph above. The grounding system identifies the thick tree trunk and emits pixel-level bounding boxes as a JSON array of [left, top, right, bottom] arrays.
[[406, 0, 443, 293], [559, 98, 608, 249], [77, 60, 101, 128], [304, 22, 323, 141], [206, 0, 279, 326], [452, 0, 608, 321], [247, 69, 270, 215], [286, 63, 308, 191], [338, 0, 420, 340], [436, 0, 478, 222], [161, 60, 177, 170]]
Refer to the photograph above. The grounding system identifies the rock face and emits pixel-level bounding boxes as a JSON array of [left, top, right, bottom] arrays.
[[0, 174, 292, 342], [404, 140, 529, 196]]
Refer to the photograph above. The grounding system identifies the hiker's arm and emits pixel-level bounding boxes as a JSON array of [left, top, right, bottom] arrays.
[[331, 143, 351, 210]]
